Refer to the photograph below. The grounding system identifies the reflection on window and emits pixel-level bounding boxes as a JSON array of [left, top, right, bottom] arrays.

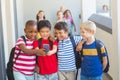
[[96, 0, 111, 18]]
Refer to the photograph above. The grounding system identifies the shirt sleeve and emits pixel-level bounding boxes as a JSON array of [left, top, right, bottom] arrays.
[[73, 35, 82, 45], [15, 38, 25, 46], [99, 42, 107, 57], [53, 40, 58, 47], [33, 40, 39, 49]]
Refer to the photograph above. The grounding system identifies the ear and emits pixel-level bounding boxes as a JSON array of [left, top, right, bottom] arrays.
[[89, 30, 94, 34], [24, 28, 26, 33], [65, 31, 69, 36]]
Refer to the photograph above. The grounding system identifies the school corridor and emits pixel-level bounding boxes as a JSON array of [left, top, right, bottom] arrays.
[[0, 0, 120, 80]]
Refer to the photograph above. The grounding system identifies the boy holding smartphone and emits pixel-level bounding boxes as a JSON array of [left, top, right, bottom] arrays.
[[33, 20, 58, 80]]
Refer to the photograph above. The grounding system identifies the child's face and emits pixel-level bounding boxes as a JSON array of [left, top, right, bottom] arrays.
[[38, 12, 44, 19], [80, 27, 92, 39], [39, 27, 50, 40], [65, 11, 71, 17], [54, 29, 68, 41], [24, 25, 37, 40], [57, 12, 63, 19]]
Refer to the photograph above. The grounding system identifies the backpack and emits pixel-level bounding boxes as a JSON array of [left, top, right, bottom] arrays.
[[96, 39, 110, 73], [6, 36, 26, 80], [81, 39, 109, 73], [69, 36, 82, 80]]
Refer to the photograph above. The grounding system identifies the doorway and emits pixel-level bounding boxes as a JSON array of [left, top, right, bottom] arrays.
[[0, 0, 6, 80]]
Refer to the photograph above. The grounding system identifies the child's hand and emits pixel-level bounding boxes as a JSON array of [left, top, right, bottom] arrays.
[[49, 35, 55, 42], [76, 38, 87, 51], [35, 49, 46, 56], [76, 44, 82, 51], [46, 51, 53, 56], [34, 65, 39, 73]]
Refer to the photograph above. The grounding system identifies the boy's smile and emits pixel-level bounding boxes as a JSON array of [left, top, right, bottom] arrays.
[[54, 29, 68, 41]]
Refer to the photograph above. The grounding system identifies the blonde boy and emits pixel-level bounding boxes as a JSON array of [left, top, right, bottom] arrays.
[[80, 21, 107, 80]]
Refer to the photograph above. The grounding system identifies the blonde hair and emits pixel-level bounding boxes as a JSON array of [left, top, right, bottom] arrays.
[[80, 21, 96, 34], [57, 10, 63, 15]]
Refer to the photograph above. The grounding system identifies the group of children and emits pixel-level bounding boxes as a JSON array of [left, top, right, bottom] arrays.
[[12, 19, 107, 80], [36, 8, 76, 36], [12, 18, 107, 80]]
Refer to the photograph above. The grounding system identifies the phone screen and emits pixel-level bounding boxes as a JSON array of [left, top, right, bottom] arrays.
[[43, 44, 49, 52]]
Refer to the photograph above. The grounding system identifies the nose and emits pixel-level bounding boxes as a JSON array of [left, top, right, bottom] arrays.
[[32, 32, 37, 37]]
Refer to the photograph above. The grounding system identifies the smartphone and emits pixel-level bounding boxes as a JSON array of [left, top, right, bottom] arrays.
[[43, 44, 49, 52]]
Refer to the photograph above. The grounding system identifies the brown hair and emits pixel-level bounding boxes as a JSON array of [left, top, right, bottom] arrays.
[[36, 10, 45, 22]]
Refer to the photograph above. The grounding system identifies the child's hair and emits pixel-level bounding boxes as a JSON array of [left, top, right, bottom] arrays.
[[37, 20, 51, 31], [80, 20, 96, 34], [102, 4, 108, 11], [36, 10, 45, 21], [25, 20, 37, 28], [54, 22, 68, 32], [57, 10, 63, 15], [63, 9, 71, 16]]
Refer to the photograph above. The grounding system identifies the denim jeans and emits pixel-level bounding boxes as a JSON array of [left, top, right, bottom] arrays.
[[36, 72, 58, 80], [13, 71, 34, 80], [81, 74, 102, 80]]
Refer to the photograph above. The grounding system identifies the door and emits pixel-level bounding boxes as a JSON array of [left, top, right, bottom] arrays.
[[0, 0, 6, 80]]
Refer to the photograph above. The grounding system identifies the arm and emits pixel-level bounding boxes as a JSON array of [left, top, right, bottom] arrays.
[[102, 56, 107, 71], [71, 18, 76, 32], [47, 45, 57, 56], [19, 44, 46, 56], [76, 38, 87, 51]]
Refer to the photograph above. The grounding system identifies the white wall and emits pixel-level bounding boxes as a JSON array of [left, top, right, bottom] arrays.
[[95, 28, 118, 80], [95, 0, 120, 79], [16, 0, 81, 37], [1, 0, 16, 65], [81, 0, 96, 22]]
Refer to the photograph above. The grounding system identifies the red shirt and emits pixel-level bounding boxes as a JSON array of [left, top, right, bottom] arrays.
[[33, 39, 58, 74]]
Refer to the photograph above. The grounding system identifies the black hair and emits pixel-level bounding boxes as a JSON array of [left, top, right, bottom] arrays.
[[54, 22, 68, 32], [25, 20, 37, 28], [63, 9, 71, 16], [37, 20, 51, 31]]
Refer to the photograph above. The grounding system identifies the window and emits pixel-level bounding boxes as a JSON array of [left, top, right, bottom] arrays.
[[96, 0, 111, 18]]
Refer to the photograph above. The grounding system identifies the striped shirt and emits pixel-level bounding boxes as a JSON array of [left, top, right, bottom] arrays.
[[57, 36, 82, 72], [81, 40, 107, 76], [13, 36, 36, 75]]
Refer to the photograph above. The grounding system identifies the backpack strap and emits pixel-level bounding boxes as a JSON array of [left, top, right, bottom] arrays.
[[70, 36, 76, 50], [38, 38, 53, 48], [69, 36, 79, 80], [38, 38, 42, 48], [95, 39, 110, 73], [95, 39, 102, 61], [21, 36, 26, 44]]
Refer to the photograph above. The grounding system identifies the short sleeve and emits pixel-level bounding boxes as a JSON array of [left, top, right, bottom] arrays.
[[15, 38, 25, 46], [33, 40, 39, 49], [99, 42, 107, 57], [53, 40, 58, 47], [73, 36, 82, 45]]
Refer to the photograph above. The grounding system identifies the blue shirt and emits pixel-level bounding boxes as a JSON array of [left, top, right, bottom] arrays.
[[81, 40, 107, 77]]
